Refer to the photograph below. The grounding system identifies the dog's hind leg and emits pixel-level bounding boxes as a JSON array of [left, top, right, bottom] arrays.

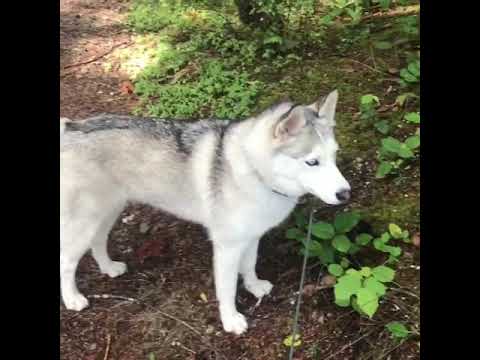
[[90, 204, 127, 278], [239, 237, 273, 299]]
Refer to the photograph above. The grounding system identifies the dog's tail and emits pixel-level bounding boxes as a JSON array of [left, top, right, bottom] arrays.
[[60, 117, 70, 137]]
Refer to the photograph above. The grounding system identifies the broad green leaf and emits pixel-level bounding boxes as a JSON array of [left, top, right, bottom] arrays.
[[407, 61, 420, 77], [332, 235, 352, 253], [382, 137, 402, 153], [356, 288, 379, 318], [388, 223, 403, 239], [405, 135, 420, 150], [386, 322, 410, 339], [336, 274, 362, 297], [372, 266, 396, 283], [400, 68, 418, 83], [359, 267, 372, 278], [301, 240, 323, 257], [328, 264, 344, 277], [334, 212, 361, 233], [318, 243, 336, 265], [373, 238, 387, 251], [373, 41, 393, 49], [404, 112, 420, 124], [361, 94, 380, 105], [380, 232, 391, 243], [387, 246, 402, 257], [364, 277, 386, 296], [402, 230, 411, 242], [356, 233, 373, 246], [374, 120, 390, 135], [340, 257, 350, 268], [286, 228, 304, 240], [351, 297, 364, 315], [345, 269, 362, 278], [334, 285, 351, 307], [311, 222, 335, 239], [376, 161, 393, 178], [398, 144, 415, 158]]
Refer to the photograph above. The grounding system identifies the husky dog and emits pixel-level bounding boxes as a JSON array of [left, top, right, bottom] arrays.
[[60, 90, 350, 335]]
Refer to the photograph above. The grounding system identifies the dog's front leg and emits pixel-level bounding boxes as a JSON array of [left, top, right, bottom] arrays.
[[212, 239, 248, 335], [240, 237, 273, 299]]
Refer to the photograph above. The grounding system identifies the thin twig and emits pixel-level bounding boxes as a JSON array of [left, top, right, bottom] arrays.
[[348, 58, 384, 74], [152, 309, 227, 360], [323, 329, 376, 360], [88, 294, 138, 303], [103, 334, 111, 360], [155, 310, 203, 338], [376, 339, 408, 360], [62, 40, 132, 70]]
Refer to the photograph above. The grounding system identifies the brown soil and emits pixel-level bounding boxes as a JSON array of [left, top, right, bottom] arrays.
[[60, 1, 420, 359]]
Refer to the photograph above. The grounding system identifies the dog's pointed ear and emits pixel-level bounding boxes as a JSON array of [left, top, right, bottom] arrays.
[[273, 107, 306, 140], [309, 90, 338, 126]]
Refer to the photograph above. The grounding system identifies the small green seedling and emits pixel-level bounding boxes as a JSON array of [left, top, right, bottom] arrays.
[[283, 333, 302, 347], [359, 94, 391, 135], [386, 321, 411, 339], [376, 135, 420, 178], [404, 112, 420, 124], [400, 59, 420, 86]]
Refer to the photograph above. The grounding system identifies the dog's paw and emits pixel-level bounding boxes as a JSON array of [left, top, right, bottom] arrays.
[[245, 279, 273, 299], [102, 261, 127, 278], [63, 293, 89, 311], [221, 312, 248, 335]]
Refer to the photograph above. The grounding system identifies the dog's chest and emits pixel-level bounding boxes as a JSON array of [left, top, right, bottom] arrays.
[[233, 194, 297, 236]]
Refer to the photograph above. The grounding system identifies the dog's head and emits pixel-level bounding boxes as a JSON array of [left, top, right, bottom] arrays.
[[264, 90, 351, 205]]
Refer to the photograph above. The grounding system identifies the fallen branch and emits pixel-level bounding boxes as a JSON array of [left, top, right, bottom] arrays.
[[62, 40, 132, 70], [362, 5, 419, 22]]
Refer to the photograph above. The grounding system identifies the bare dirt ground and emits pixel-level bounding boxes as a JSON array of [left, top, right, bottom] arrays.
[[60, 1, 420, 359]]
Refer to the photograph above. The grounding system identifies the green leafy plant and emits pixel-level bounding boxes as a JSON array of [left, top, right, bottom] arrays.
[[359, 94, 391, 135], [333, 265, 395, 317], [376, 135, 420, 178], [400, 58, 420, 86], [286, 210, 369, 266], [372, 223, 409, 263], [286, 212, 410, 317], [404, 112, 420, 124]]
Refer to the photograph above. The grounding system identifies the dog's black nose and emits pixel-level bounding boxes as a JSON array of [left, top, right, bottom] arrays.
[[336, 189, 351, 203]]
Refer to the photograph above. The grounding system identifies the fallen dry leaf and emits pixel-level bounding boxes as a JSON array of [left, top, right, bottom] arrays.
[[320, 274, 337, 287], [412, 233, 420, 247], [120, 81, 134, 95], [302, 284, 319, 297]]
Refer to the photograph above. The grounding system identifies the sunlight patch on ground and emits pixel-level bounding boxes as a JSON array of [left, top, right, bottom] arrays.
[[104, 34, 173, 79]]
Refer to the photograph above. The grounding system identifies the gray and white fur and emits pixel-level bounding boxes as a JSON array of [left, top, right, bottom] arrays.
[[60, 90, 351, 335]]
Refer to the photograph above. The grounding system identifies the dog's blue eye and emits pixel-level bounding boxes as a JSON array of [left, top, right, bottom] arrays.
[[305, 159, 319, 166]]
